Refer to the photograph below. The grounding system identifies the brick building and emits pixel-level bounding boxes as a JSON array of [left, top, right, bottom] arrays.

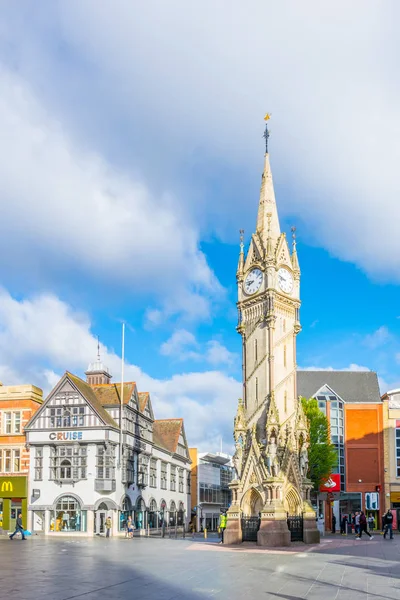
[[298, 371, 384, 531], [0, 383, 43, 531]]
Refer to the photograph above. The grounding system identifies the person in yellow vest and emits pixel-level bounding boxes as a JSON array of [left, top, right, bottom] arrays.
[[219, 512, 227, 544], [105, 516, 112, 538]]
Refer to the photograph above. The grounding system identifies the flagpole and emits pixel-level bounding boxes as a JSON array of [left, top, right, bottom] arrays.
[[119, 322, 125, 468]]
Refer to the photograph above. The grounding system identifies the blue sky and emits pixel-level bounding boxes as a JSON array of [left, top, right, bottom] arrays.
[[0, 1, 399, 451]]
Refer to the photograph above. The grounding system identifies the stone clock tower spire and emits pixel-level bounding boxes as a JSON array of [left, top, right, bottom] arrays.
[[225, 116, 319, 547]]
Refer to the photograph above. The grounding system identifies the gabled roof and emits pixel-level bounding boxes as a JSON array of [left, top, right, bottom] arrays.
[[90, 382, 136, 406], [153, 419, 183, 453], [67, 373, 119, 427], [297, 370, 381, 404], [138, 392, 150, 413]]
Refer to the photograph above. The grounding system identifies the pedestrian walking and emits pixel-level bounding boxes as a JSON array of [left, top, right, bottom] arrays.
[[331, 514, 336, 534], [9, 513, 26, 541], [125, 516, 133, 538], [354, 512, 360, 535], [368, 513, 375, 532], [340, 514, 348, 535], [105, 516, 112, 538], [383, 509, 394, 540], [218, 511, 227, 544], [356, 512, 373, 540]]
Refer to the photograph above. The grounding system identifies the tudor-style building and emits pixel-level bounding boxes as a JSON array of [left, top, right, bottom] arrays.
[[25, 358, 191, 536], [225, 118, 319, 546]]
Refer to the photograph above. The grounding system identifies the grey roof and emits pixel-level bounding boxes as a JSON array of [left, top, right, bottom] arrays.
[[297, 370, 381, 403]]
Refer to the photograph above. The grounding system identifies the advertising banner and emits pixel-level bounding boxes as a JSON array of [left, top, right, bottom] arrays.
[[319, 474, 341, 493]]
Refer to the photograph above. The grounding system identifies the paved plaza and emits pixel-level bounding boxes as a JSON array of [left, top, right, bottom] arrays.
[[1, 533, 400, 600]]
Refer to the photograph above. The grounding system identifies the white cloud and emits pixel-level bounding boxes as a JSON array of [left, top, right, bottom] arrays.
[[363, 326, 391, 350], [0, 289, 240, 452], [160, 329, 198, 357], [205, 340, 236, 366], [0, 65, 222, 321], [160, 330, 237, 366], [4, 1, 400, 281]]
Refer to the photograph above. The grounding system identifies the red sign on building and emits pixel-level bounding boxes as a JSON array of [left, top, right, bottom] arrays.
[[319, 474, 341, 493]]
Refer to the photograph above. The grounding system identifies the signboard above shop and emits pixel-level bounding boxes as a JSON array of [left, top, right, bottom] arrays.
[[0, 476, 27, 498], [319, 474, 341, 493]]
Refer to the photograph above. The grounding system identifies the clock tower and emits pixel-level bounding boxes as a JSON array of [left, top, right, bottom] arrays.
[[225, 117, 319, 546]]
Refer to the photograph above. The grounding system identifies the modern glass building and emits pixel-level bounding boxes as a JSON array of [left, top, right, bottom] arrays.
[[190, 451, 235, 532]]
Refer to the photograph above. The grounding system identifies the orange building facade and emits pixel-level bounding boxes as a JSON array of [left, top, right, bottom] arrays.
[[298, 371, 384, 533], [342, 403, 384, 530], [0, 383, 43, 531]]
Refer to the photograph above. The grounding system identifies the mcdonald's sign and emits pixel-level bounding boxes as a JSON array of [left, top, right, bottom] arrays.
[[0, 476, 27, 498], [1, 481, 13, 492]]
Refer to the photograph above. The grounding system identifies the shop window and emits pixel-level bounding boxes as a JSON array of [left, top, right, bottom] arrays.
[[170, 466, 176, 491], [396, 424, 400, 477], [123, 451, 135, 485], [161, 462, 167, 490], [13, 449, 20, 472], [51, 496, 86, 532], [150, 459, 157, 487], [35, 447, 43, 480], [51, 445, 87, 481], [179, 469, 184, 493], [4, 412, 12, 434], [4, 449, 11, 472], [96, 445, 115, 480], [0, 448, 21, 473], [1, 411, 20, 434], [148, 498, 158, 528], [50, 406, 85, 428], [169, 501, 177, 526], [119, 497, 132, 531], [137, 455, 149, 486], [177, 502, 185, 526]]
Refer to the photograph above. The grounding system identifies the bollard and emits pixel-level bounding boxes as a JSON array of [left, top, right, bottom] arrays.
[[204, 528, 207, 539]]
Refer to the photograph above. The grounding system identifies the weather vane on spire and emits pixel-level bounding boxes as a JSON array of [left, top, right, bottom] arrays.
[[263, 113, 271, 153], [97, 336, 101, 361], [239, 229, 244, 252]]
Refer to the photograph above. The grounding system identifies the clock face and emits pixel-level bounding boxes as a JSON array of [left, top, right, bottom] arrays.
[[277, 268, 294, 294], [244, 268, 263, 295]]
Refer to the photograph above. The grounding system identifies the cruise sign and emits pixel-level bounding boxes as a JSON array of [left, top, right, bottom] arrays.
[[49, 431, 83, 441]]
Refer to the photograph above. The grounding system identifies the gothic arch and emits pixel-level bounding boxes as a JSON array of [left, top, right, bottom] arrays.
[[94, 498, 118, 511], [52, 492, 84, 509], [284, 485, 302, 515], [241, 486, 263, 516]]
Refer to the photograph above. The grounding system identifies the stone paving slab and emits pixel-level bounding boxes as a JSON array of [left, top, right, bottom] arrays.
[[1, 534, 400, 599]]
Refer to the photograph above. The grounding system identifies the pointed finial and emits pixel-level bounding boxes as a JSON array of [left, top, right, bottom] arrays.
[[263, 113, 271, 153], [97, 336, 101, 361], [239, 229, 244, 252]]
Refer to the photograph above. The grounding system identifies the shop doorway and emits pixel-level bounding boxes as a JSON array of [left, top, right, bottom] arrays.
[[10, 500, 22, 531], [95, 502, 109, 535]]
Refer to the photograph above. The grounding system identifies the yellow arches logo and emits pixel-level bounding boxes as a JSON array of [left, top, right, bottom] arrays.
[[1, 481, 13, 493]]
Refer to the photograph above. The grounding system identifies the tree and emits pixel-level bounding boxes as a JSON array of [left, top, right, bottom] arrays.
[[301, 397, 337, 490]]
